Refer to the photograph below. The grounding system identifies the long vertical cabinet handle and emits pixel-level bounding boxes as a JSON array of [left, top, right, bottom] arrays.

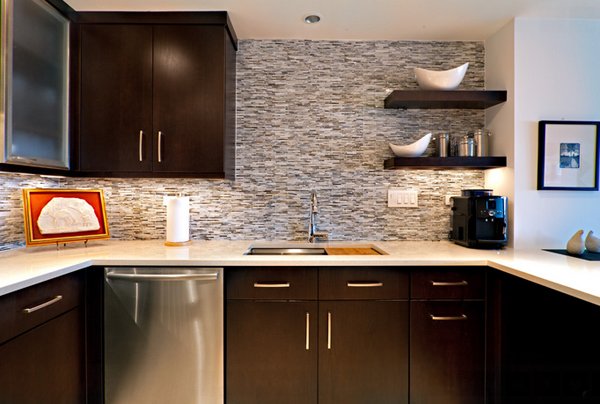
[[305, 312, 310, 350], [138, 130, 144, 162], [327, 311, 332, 350], [157, 131, 162, 163]]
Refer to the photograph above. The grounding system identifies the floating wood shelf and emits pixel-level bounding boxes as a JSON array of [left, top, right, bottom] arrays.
[[384, 90, 507, 109], [384, 156, 507, 170]]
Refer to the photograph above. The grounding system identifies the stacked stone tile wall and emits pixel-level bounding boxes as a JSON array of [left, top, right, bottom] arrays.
[[0, 40, 488, 250]]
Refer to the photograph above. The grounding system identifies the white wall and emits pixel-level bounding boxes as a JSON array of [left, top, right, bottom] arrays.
[[485, 20, 515, 246], [486, 18, 600, 249]]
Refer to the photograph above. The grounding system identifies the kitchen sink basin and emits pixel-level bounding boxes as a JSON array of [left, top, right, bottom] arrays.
[[246, 247, 328, 255], [244, 243, 387, 256]]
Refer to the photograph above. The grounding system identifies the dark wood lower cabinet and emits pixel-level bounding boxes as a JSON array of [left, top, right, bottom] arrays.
[[0, 307, 85, 404], [318, 301, 409, 404], [226, 267, 486, 404], [226, 300, 318, 404], [490, 272, 600, 404], [410, 301, 485, 404]]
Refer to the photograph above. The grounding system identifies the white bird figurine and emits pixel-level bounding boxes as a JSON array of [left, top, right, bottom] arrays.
[[585, 231, 600, 253], [566, 229, 586, 255]]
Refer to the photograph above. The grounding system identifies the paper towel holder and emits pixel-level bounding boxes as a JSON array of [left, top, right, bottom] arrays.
[[163, 194, 191, 247]]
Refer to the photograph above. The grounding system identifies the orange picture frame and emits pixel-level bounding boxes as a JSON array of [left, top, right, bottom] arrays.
[[22, 188, 110, 247]]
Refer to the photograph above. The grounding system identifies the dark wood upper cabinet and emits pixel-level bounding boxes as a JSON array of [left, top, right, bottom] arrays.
[[77, 12, 236, 178], [79, 24, 153, 173]]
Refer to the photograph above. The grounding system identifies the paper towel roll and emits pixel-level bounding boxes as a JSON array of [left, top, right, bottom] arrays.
[[163, 196, 190, 243]]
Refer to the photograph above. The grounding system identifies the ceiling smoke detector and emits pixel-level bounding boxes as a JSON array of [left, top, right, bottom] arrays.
[[304, 14, 321, 24]]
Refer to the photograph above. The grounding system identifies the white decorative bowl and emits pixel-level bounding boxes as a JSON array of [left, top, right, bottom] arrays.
[[389, 133, 432, 157], [414, 62, 469, 90]]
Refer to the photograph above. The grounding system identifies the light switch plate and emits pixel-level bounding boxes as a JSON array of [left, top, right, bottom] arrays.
[[388, 188, 418, 208]]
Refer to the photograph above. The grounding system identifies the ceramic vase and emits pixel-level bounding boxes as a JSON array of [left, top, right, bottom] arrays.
[[585, 231, 600, 253], [567, 229, 586, 255]]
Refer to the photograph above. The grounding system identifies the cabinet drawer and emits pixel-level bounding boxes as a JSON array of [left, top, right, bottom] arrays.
[[226, 268, 317, 300], [0, 272, 83, 345], [319, 268, 409, 300], [410, 301, 485, 403], [411, 267, 485, 300]]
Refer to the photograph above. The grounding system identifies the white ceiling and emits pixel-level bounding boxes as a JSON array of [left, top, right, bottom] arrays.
[[65, 0, 600, 41]]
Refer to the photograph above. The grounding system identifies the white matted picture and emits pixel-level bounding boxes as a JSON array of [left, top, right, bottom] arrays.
[[537, 121, 599, 190]]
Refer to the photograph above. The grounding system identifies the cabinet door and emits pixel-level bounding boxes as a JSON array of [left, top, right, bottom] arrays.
[[226, 300, 318, 404], [410, 301, 484, 404], [80, 24, 153, 172], [319, 301, 409, 404], [0, 308, 85, 404], [153, 25, 225, 174], [4, 0, 70, 169]]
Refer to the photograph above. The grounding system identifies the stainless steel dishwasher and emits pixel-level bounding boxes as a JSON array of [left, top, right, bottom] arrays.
[[104, 267, 223, 403]]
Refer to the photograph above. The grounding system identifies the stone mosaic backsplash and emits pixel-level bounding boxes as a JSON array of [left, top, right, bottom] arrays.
[[0, 40, 487, 250]]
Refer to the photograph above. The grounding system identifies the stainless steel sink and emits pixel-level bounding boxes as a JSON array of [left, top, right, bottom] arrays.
[[244, 243, 387, 256], [246, 247, 327, 255]]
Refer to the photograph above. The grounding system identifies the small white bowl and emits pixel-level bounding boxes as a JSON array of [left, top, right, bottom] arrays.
[[389, 133, 432, 157], [414, 62, 469, 90]]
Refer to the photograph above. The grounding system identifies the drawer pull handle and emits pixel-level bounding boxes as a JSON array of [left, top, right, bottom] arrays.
[[138, 130, 144, 162], [23, 295, 63, 314], [157, 131, 163, 163], [305, 312, 310, 351], [347, 282, 384, 288], [327, 311, 332, 350], [431, 280, 468, 287], [430, 314, 468, 321], [253, 282, 290, 288]]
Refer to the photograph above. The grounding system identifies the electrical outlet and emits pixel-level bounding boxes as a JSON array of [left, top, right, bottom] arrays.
[[388, 188, 418, 208]]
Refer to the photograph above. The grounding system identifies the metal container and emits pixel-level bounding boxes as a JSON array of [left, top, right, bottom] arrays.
[[437, 133, 450, 157], [473, 129, 491, 157], [458, 136, 475, 157]]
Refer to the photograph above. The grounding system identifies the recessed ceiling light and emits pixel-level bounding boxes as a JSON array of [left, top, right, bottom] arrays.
[[304, 14, 321, 24]]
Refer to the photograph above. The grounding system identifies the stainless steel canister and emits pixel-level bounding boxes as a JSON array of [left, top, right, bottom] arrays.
[[437, 133, 450, 157], [473, 129, 491, 157], [458, 136, 475, 157]]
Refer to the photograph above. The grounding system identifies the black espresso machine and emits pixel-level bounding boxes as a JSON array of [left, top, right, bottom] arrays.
[[450, 189, 508, 249]]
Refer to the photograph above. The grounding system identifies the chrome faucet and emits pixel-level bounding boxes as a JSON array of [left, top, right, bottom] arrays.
[[308, 191, 329, 243]]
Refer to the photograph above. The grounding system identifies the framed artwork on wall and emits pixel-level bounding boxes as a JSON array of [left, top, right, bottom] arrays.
[[537, 121, 600, 191], [22, 188, 110, 246]]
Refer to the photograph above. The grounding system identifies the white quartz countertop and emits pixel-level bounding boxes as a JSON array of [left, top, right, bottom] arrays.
[[1, 240, 600, 306]]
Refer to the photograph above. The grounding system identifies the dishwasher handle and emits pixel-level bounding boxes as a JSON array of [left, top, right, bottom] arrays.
[[106, 271, 219, 282]]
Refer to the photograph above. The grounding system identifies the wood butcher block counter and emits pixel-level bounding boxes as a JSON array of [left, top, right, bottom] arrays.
[[0, 240, 600, 306]]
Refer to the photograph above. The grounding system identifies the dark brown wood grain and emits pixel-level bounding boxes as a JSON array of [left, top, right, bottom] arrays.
[[79, 24, 153, 173], [411, 267, 486, 300], [384, 90, 507, 109], [318, 301, 409, 404], [0, 271, 83, 345], [384, 156, 507, 170], [226, 267, 318, 300], [226, 300, 318, 404], [77, 17, 236, 178], [84, 267, 104, 404], [319, 267, 409, 300], [410, 301, 485, 404], [0, 307, 85, 404], [152, 25, 225, 174]]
